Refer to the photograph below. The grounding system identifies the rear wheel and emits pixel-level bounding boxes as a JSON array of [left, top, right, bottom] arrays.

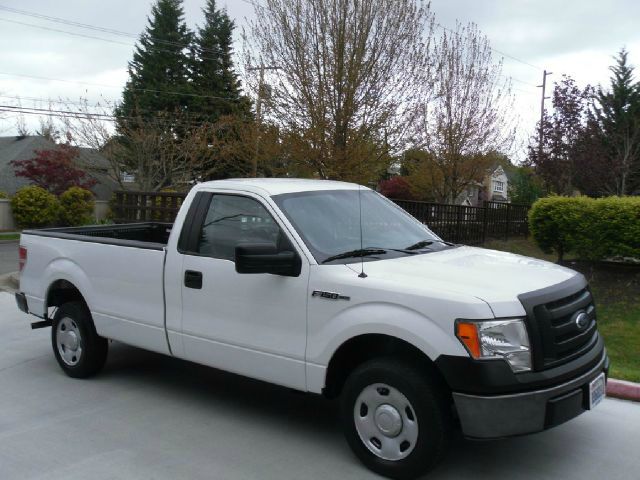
[[340, 358, 451, 479], [51, 301, 108, 378]]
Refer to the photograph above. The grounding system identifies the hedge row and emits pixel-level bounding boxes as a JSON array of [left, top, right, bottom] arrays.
[[529, 196, 640, 262], [10, 186, 95, 229]]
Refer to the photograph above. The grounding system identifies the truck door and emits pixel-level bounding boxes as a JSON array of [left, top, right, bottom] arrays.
[[177, 191, 309, 390]]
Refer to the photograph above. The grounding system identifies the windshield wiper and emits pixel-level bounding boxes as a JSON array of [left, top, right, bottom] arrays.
[[405, 239, 455, 250], [322, 248, 387, 264]]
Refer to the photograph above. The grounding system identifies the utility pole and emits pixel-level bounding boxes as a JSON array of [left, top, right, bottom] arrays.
[[537, 70, 552, 160], [247, 62, 280, 177]]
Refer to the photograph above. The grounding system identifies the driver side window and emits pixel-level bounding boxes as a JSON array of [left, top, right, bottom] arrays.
[[197, 195, 287, 261]]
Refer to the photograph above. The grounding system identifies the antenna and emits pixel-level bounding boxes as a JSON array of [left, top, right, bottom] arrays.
[[358, 183, 367, 279]]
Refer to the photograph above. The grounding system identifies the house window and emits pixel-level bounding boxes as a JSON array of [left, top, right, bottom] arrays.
[[494, 181, 504, 192], [121, 172, 135, 183]]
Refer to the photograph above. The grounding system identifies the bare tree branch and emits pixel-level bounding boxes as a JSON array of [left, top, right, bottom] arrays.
[[411, 22, 515, 203], [245, 0, 434, 182]]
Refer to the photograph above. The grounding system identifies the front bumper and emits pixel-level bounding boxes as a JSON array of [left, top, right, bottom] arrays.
[[453, 350, 609, 439]]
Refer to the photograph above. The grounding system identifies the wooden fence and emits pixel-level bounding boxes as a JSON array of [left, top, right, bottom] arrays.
[[112, 190, 530, 245], [392, 199, 530, 244], [112, 191, 186, 223]]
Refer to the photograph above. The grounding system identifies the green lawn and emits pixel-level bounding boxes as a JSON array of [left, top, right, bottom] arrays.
[[484, 237, 640, 383], [596, 302, 640, 382], [0, 233, 19, 241]]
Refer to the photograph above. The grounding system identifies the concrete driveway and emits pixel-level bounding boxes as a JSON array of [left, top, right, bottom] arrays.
[[0, 292, 638, 480], [0, 241, 18, 275]]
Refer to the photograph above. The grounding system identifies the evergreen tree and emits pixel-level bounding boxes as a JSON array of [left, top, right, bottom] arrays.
[[116, 0, 192, 124], [191, 0, 251, 122], [592, 49, 640, 195]]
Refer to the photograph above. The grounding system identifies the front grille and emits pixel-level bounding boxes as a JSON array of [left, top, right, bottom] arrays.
[[519, 279, 599, 371], [533, 288, 598, 368]]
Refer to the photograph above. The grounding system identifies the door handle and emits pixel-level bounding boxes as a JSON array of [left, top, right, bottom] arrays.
[[184, 270, 203, 289]]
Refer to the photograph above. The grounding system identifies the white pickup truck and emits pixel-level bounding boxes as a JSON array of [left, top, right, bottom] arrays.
[[16, 179, 608, 479]]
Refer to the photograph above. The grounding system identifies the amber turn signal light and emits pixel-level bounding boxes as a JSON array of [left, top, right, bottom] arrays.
[[455, 322, 481, 359]]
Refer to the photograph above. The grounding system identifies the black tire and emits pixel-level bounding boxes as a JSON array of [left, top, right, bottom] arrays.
[[51, 301, 108, 378], [340, 358, 451, 479]]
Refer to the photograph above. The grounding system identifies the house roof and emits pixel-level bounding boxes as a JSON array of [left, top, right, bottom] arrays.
[[488, 162, 516, 182], [0, 135, 118, 200]]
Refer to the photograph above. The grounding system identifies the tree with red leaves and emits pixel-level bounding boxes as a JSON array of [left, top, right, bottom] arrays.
[[11, 144, 97, 196], [378, 176, 414, 199]]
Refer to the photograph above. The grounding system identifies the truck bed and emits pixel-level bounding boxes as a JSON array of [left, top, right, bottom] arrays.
[[22, 222, 173, 250]]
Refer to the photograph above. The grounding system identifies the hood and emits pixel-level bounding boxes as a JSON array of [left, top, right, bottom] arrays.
[[351, 246, 580, 317]]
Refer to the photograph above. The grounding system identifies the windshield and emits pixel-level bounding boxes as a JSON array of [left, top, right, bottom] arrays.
[[273, 189, 442, 264]]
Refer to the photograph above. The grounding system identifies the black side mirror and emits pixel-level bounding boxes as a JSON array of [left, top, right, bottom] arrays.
[[235, 243, 302, 277]]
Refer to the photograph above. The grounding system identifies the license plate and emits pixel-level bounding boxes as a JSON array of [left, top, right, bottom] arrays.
[[588, 372, 606, 409]]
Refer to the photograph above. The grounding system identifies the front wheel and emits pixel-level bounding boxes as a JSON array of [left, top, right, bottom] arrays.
[[51, 301, 108, 378], [340, 358, 451, 479]]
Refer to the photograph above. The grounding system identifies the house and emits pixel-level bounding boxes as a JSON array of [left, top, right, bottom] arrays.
[[459, 164, 511, 207], [0, 135, 119, 200]]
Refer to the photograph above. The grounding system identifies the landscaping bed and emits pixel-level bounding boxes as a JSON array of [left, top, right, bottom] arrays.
[[484, 238, 640, 383]]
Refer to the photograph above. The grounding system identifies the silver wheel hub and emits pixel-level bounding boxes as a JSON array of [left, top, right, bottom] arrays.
[[375, 404, 403, 437], [56, 317, 83, 366], [354, 383, 419, 461]]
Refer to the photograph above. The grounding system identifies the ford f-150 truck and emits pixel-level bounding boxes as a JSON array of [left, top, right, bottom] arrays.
[[15, 179, 608, 479]]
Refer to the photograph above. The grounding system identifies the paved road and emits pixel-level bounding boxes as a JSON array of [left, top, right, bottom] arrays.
[[0, 241, 18, 275], [0, 292, 638, 480]]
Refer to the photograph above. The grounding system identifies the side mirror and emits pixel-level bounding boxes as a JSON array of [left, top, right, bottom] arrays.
[[235, 243, 302, 277]]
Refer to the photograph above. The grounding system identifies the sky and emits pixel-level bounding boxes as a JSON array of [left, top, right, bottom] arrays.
[[0, 0, 639, 161]]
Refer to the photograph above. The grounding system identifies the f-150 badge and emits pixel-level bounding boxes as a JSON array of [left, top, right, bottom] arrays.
[[312, 290, 350, 301]]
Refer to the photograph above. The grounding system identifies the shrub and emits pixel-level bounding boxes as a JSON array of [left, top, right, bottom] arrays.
[[10, 144, 97, 195], [0, 191, 8, 199], [586, 197, 640, 261], [59, 187, 95, 226], [529, 196, 640, 262], [11, 186, 60, 228]]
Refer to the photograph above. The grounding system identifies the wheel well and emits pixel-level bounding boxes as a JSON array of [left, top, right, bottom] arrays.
[[323, 334, 449, 399], [46, 280, 86, 313]]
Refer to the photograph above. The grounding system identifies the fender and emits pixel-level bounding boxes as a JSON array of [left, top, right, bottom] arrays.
[[305, 302, 470, 393], [35, 258, 95, 319]]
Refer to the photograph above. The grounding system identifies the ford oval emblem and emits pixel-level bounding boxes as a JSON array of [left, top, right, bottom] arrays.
[[575, 312, 589, 330]]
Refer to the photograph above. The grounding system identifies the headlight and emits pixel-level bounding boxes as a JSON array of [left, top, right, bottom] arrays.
[[455, 318, 532, 373]]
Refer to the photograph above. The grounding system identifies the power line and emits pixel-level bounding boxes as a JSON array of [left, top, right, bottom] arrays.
[[0, 5, 138, 37], [0, 94, 119, 109], [0, 106, 116, 122], [0, 5, 229, 60], [0, 94, 236, 120], [434, 22, 543, 72], [0, 104, 115, 118], [0, 104, 249, 130], [0, 16, 228, 65], [509, 77, 538, 88], [0, 17, 135, 47], [0, 71, 235, 101]]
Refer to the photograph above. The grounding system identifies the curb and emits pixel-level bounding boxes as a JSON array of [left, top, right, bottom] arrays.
[[607, 379, 640, 402]]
